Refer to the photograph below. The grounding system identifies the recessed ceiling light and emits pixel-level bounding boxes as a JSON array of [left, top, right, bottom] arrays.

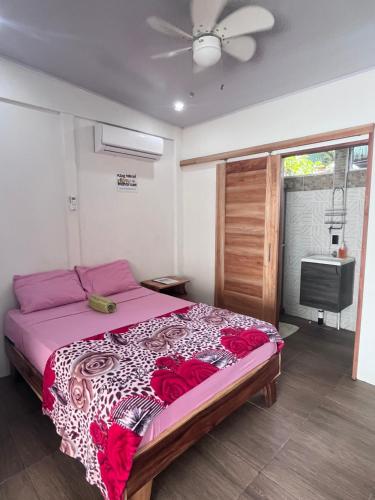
[[174, 101, 185, 112]]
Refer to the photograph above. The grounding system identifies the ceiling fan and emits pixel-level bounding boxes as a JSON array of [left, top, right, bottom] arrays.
[[147, 0, 274, 70]]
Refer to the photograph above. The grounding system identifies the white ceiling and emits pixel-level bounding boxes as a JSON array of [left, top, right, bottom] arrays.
[[0, 0, 375, 127]]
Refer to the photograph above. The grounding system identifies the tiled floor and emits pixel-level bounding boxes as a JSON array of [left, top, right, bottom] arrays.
[[1, 318, 375, 499]]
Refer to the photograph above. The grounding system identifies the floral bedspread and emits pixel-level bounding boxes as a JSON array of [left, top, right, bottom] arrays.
[[43, 303, 283, 499]]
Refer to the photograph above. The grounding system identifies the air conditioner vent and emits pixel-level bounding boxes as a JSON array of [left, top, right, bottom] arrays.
[[94, 124, 164, 161]]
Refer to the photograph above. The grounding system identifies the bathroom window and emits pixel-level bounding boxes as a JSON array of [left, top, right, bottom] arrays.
[[350, 145, 368, 170], [283, 151, 335, 177], [283, 144, 368, 177]]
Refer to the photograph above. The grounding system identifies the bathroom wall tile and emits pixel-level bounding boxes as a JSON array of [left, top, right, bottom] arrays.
[[358, 189, 365, 214], [282, 185, 365, 332], [341, 306, 356, 331], [325, 312, 339, 329], [311, 202, 326, 225]]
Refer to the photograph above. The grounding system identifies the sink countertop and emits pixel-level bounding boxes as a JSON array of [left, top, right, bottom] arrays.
[[301, 255, 355, 266]]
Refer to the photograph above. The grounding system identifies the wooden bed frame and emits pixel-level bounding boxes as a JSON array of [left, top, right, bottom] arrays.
[[5, 336, 280, 500]]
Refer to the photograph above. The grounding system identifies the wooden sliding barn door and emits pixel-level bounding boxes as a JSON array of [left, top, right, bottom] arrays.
[[215, 155, 281, 326]]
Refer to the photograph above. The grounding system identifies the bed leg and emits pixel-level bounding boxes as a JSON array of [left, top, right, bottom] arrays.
[[263, 379, 277, 407], [125, 480, 153, 500]]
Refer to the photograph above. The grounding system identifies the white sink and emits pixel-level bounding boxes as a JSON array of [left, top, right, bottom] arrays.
[[301, 255, 355, 266]]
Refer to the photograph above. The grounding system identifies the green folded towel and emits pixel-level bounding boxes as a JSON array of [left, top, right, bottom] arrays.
[[89, 295, 117, 314]]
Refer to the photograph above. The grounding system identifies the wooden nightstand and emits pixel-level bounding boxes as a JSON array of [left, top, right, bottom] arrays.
[[141, 276, 190, 297]]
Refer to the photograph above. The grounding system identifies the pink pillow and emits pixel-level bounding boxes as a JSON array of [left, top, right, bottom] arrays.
[[14, 269, 86, 314], [75, 260, 139, 297]]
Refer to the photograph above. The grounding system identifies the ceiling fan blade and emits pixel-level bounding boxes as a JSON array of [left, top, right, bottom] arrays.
[[223, 36, 256, 62], [151, 47, 192, 60], [147, 16, 192, 40], [191, 0, 227, 34], [215, 6, 274, 40]]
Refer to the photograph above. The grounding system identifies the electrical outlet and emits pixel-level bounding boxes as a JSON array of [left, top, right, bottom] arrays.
[[332, 234, 339, 245]]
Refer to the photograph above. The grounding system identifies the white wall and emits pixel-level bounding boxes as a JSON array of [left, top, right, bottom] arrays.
[[180, 68, 375, 386], [0, 57, 180, 377], [0, 102, 70, 375], [0, 58, 176, 140], [76, 118, 175, 280], [181, 162, 217, 305]]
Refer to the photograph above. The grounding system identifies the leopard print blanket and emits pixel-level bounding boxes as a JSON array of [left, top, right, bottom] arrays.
[[43, 303, 283, 500]]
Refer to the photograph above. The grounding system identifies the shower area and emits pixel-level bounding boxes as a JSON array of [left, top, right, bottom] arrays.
[[281, 145, 368, 331]]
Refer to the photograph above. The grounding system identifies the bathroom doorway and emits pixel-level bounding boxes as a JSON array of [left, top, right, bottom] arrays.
[[213, 123, 373, 378], [279, 140, 369, 361]]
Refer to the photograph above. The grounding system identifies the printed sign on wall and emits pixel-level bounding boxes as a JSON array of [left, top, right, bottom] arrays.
[[116, 173, 137, 192]]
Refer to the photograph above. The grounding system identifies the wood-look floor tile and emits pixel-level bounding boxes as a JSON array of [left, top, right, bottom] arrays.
[[283, 350, 344, 389], [250, 375, 324, 423], [305, 395, 375, 443], [0, 470, 39, 500], [27, 452, 101, 500], [238, 472, 299, 500], [276, 369, 332, 405], [279, 343, 299, 367], [297, 397, 375, 473], [292, 422, 375, 492], [326, 375, 375, 432], [0, 433, 24, 483], [0, 378, 40, 425], [262, 436, 374, 500], [154, 434, 257, 500], [9, 411, 60, 467], [282, 318, 354, 364], [209, 403, 291, 471]]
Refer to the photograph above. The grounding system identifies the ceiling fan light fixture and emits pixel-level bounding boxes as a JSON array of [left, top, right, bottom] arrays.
[[193, 35, 221, 67]]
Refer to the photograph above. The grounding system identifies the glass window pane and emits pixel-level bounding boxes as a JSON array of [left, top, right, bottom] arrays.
[[283, 151, 335, 177]]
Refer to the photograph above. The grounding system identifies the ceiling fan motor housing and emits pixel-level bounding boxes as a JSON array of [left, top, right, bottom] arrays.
[[193, 35, 221, 67]]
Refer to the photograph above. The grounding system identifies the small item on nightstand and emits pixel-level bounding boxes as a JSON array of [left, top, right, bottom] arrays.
[[152, 277, 179, 285], [338, 241, 347, 258]]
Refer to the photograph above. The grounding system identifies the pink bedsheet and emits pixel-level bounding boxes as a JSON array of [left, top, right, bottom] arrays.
[[5, 287, 277, 448], [5, 287, 187, 374]]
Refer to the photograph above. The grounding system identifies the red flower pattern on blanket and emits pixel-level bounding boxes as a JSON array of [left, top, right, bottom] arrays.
[[151, 357, 219, 404], [220, 327, 271, 358], [43, 303, 283, 500], [91, 421, 141, 500], [43, 356, 56, 411]]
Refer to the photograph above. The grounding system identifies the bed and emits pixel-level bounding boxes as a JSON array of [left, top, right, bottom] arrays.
[[5, 286, 281, 500]]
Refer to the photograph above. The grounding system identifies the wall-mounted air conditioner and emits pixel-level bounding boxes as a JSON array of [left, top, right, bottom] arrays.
[[94, 123, 164, 161]]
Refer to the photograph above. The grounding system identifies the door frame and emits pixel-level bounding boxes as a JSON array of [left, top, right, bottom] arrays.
[[214, 124, 374, 380], [214, 163, 226, 308]]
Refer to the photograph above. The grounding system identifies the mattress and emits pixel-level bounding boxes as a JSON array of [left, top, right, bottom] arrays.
[[5, 287, 277, 448]]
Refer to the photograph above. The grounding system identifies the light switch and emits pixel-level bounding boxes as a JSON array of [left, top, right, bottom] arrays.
[[68, 195, 78, 211]]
